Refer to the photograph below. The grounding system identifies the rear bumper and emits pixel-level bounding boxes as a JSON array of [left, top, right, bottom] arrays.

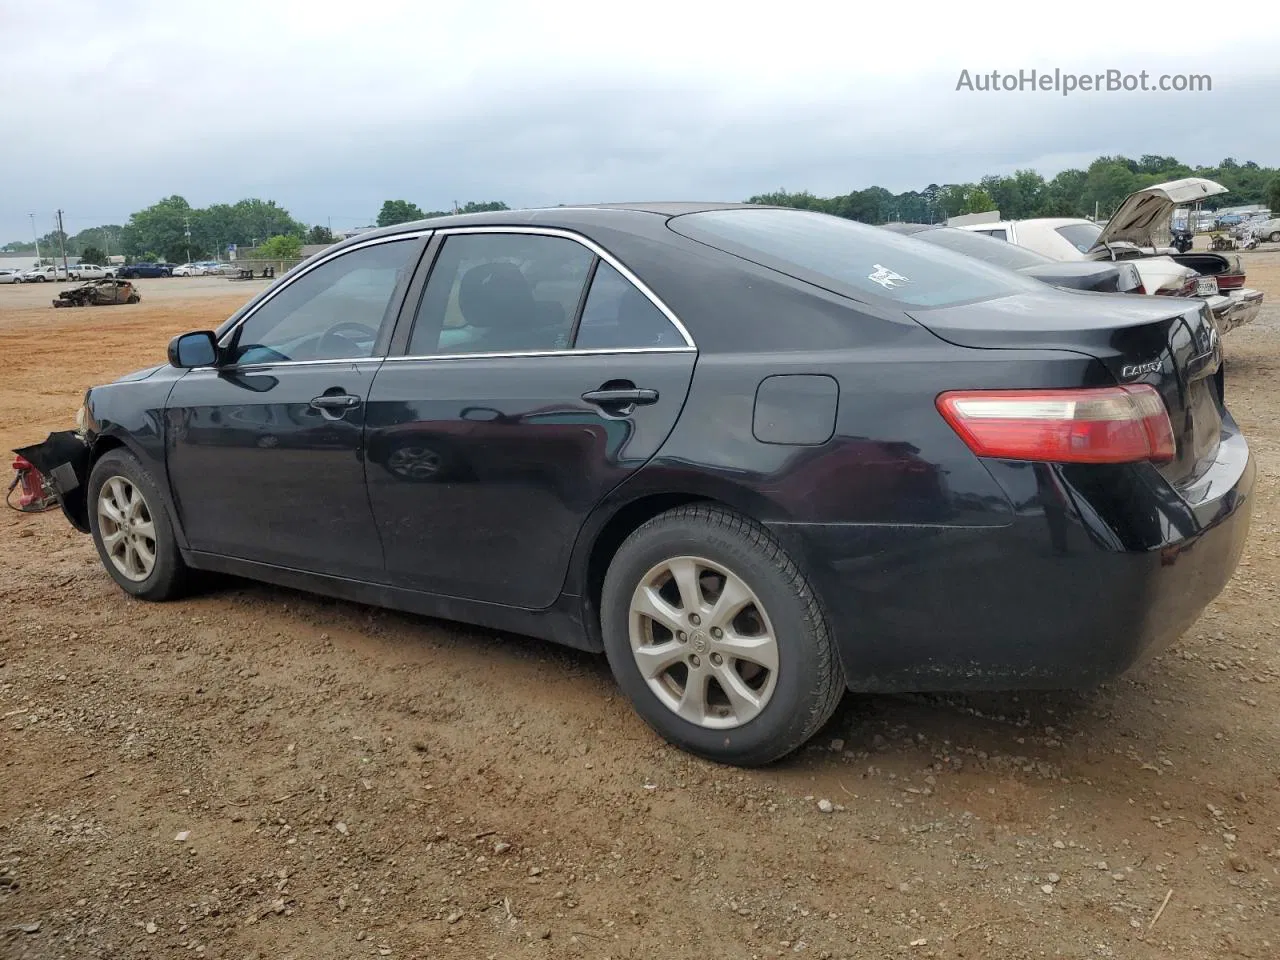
[[772, 429, 1255, 692], [1207, 288, 1263, 334]]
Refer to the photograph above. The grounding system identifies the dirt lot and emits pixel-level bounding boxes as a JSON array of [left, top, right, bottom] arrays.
[[1, 264, 1278, 960]]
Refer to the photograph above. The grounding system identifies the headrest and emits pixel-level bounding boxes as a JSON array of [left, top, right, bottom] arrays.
[[458, 262, 534, 330]]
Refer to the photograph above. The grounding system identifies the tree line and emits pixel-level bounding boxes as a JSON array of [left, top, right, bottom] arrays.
[[5, 155, 1276, 263], [749, 155, 1280, 224]]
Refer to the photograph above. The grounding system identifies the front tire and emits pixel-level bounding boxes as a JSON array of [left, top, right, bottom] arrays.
[[600, 504, 844, 766], [88, 449, 187, 600]]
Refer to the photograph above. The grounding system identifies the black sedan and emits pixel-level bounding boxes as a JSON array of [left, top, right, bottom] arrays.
[[15, 203, 1253, 766], [116, 262, 173, 278]]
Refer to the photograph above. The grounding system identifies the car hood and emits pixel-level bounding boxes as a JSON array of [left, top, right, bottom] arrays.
[[1095, 177, 1228, 250], [113, 363, 166, 383]]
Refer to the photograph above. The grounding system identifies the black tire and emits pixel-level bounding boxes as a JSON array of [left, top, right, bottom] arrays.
[[1269, 231, 1280, 243], [87, 448, 187, 601], [35, 275, 46, 282], [600, 504, 844, 766]]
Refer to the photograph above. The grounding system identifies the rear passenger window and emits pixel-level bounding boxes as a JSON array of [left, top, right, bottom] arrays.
[[573, 262, 683, 349], [408, 233, 594, 355]]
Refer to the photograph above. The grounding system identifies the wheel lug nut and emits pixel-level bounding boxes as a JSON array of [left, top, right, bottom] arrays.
[[710, 652, 723, 666], [689, 655, 701, 668], [710, 627, 723, 639], [689, 614, 701, 626], [677, 632, 687, 643]]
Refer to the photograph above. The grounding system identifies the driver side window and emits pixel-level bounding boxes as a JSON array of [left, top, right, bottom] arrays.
[[229, 238, 418, 364]]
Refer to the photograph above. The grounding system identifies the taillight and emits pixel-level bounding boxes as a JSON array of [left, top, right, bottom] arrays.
[[1216, 273, 1245, 290], [936, 385, 1176, 464]]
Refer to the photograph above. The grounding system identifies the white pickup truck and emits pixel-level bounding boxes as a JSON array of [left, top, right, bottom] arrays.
[[69, 263, 115, 280]]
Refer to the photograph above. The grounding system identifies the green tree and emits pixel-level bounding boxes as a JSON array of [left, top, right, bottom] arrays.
[[257, 235, 302, 258], [120, 195, 195, 263], [458, 200, 510, 214], [377, 200, 425, 227], [78, 246, 107, 265], [306, 225, 335, 245], [1266, 177, 1280, 215]]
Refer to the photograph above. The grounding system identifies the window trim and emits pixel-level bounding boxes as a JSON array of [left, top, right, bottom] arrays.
[[394, 225, 696, 360], [208, 231, 432, 369]]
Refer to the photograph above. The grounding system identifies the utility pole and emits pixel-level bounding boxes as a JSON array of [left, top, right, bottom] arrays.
[[184, 215, 192, 263], [453, 200, 459, 214], [29, 213, 40, 264], [55, 209, 69, 277]]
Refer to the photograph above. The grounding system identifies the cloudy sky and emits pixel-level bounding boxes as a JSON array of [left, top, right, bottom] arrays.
[[3, 0, 1279, 242]]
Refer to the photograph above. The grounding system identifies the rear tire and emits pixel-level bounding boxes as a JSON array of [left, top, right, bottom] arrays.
[[88, 449, 187, 601], [1269, 231, 1280, 243], [600, 504, 844, 766]]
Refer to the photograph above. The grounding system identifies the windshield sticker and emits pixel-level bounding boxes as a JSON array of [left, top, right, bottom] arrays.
[[868, 264, 910, 289]]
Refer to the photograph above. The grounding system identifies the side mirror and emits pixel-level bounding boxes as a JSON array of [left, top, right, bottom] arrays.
[[167, 330, 220, 368]]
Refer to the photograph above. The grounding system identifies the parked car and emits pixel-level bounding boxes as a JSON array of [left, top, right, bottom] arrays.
[[0, 268, 22, 284], [881, 222, 1144, 293], [117, 262, 173, 278], [20, 265, 63, 283], [1244, 217, 1280, 243], [172, 263, 205, 277], [13, 203, 1253, 766], [69, 263, 114, 281], [956, 178, 1264, 332]]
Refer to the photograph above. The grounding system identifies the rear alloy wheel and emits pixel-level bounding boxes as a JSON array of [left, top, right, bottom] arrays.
[[1270, 231, 1280, 243], [88, 449, 187, 600], [601, 504, 844, 766]]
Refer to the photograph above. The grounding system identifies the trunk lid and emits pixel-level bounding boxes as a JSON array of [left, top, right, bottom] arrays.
[[908, 289, 1225, 488], [1094, 177, 1228, 250]]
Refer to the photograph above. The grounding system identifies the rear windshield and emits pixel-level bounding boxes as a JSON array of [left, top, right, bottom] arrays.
[[909, 226, 1054, 270], [1056, 222, 1103, 253], [668, 208, 1038, 307]]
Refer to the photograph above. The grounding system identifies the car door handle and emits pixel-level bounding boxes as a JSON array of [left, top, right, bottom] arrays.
[[581, 388, 659, 406], [309, 394, 362, 410]]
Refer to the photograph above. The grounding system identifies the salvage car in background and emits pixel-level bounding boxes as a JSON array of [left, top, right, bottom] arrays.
[[52, 278, 140, 307], [0, 268, 21, 284], [881, 222, 1144, 293], [13, 203, 1254, 767], [956, 178, 1264, 332]]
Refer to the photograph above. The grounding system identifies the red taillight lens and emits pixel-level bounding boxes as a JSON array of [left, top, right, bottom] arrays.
[[936, 385, 1176, 464], [1216, 273, 1245, 290]]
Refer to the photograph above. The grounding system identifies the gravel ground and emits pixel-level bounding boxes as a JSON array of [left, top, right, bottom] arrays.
[[1, 258, 1278, 959]]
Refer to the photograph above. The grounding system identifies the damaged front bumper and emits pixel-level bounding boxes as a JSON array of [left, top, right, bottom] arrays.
[[12, 430, 93, 532]]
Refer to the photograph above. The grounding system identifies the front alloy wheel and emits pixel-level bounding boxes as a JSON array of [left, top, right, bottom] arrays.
[[88, 448, 187, 600], [629, 556, 778, 728], [96, 475, 156, 581]]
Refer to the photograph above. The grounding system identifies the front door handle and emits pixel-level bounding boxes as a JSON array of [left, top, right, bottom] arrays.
[[309, 394, 362, 411], [581, 388, 659, 406]]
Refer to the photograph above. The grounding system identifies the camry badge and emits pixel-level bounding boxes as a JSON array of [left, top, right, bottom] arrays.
[[1121, 360, 1162, 378]]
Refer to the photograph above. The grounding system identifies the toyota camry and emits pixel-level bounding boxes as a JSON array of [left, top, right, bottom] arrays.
[[14, 202, 1254, 766]]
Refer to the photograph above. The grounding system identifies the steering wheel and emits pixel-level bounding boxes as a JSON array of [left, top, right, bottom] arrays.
[[317, 321, 379, 358]]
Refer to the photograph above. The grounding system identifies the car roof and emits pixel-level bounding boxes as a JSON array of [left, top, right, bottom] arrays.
[[341, 201, 773, 244]]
